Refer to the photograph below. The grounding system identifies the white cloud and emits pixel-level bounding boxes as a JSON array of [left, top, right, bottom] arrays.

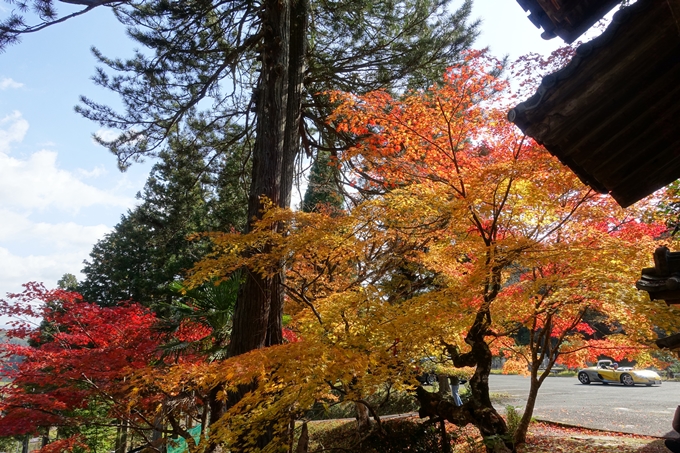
[[0, 157, 122, 298], [0, 209, 110, 250], [0, 78, 23, 90], [77, 165, 108, 179], [0, 148, 134, 213], [94, 128, 120, 143], [0, 246, 96, 298], [0, 111, 143, 302], [0, 211, 111, 298], [0, 111, 29, 153], [0, 149, 133, 212], [0, 112, 134, 212]]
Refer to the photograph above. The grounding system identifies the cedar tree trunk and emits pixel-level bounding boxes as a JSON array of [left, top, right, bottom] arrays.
[[215, 0, 308, 450], [229, 0, 291, 359]]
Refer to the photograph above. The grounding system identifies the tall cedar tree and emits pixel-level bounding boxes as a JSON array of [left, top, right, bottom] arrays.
[[301, 150, 343, 213]]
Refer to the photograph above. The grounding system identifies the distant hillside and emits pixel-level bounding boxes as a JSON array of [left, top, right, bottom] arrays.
[[0, 329, 28, 380], [0, 329, 28, 346]]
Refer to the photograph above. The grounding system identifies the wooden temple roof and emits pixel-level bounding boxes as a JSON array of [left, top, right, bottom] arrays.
[[516, 0, 621, 42], [656, 332, 680, 352], [508, 0, 680, 208]]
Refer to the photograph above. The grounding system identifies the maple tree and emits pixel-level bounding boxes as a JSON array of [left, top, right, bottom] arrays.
[[489, 217, 678, 444], [327, 52, 680, 450], [173, 51, 680, 453], [0, 281, 272, 453], [0, 283, 165, 452]]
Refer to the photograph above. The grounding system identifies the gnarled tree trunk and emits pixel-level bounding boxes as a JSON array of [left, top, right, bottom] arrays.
[[355, 401, 371, 432], [417, 260, 513, 453]]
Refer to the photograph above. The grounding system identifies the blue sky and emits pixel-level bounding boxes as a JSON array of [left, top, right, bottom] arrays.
[[0, 1, 565, 297]]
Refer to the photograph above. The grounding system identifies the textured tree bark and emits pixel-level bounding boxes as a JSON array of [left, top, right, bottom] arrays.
[[267, 0, 309, 348], [355, 401, 371, 432], [280, 0, 308, 211], [218, 1, 308, 451], [229, 0, 291, 358], [295, 422, 309, 453], [229, 0, 308, 355], [419, 260, 513, 452], [438, 374, 452, 397]]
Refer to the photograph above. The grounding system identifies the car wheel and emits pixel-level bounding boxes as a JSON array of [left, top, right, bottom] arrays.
[[621, 373, 635, 386], [578, 372, 590, 385]]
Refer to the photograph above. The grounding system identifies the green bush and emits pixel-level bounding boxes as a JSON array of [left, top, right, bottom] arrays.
[[0, 436, 20, 453], [505, 405, 522, 437]]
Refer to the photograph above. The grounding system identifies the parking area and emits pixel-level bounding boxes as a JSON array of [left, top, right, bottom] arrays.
[[489, 374, 680, 438]]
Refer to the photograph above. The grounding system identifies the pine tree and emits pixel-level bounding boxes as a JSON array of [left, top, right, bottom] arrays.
[[302, 150, 343, 213], [79, 129, 249, 307], [79, 209, 157, 306], [57, 273, 78, 291]]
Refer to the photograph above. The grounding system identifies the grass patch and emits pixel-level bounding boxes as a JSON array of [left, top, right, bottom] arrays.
[[490, 391, 512, 404]]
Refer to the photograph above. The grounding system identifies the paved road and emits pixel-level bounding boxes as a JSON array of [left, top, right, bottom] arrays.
[[489, 374, 680, 438]]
